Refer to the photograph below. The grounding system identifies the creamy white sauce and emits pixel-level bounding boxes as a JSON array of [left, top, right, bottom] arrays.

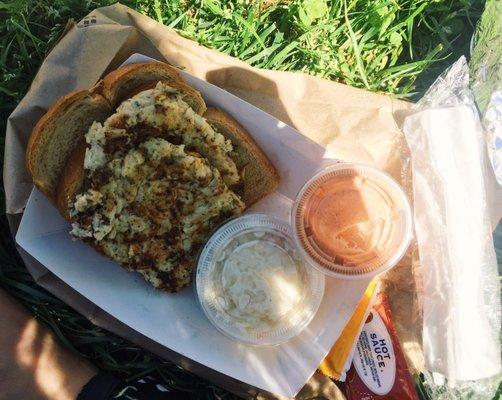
[[214, 235, 304, 333]]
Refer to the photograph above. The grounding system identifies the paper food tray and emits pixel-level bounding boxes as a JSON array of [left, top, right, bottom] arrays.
[[16, 54, 369, 398]]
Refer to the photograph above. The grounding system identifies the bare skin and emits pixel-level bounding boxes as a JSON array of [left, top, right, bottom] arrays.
[[0, 289, 97, 400]]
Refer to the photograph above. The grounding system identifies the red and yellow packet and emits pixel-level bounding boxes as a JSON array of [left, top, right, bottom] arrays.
[[342, 291, 419, 400]]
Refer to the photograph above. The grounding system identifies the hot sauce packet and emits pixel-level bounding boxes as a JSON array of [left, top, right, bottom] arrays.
[[342, 292, 419, 400]]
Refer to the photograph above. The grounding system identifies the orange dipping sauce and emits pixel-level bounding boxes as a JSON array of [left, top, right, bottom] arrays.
[[304, 173, 397, 266], [292, 164, 412, 278]]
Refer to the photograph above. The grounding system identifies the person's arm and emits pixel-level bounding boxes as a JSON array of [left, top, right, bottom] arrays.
[[0, 288, 97, 400]]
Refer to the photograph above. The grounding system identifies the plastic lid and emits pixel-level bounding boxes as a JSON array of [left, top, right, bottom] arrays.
[[292, 163, 413, 279], [196, 214, 325, 346]]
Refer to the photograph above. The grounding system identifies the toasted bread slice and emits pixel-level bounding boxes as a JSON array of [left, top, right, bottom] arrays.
[[125, 79, 206, 115], [26, 90, 110, 201], [100, 62, 184, 108], [204, 107, 279, 206]]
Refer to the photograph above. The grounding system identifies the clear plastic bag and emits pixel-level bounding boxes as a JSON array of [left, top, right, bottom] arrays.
[[403, 56, 502, 399]]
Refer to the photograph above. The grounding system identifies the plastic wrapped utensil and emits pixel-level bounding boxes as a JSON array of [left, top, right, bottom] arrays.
[[403, 57, 501, 399]]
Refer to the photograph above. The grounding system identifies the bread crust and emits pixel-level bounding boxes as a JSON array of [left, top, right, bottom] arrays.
[[100, 62, 183, 107], [56, 140, 86, 220]]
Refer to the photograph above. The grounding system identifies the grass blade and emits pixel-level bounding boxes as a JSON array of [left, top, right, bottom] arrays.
[[343, 0, 370, 89]]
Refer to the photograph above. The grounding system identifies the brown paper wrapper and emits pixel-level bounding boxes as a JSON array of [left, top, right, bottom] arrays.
[[4, 3, 422, 398]]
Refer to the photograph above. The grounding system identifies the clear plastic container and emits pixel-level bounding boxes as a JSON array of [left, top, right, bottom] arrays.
[[291, 163, 413, 279], [196, 214, 325, 346]]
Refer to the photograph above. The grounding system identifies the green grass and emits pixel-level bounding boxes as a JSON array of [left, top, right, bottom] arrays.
[[0, 0, 492, 399], [134, 0, 483, 98]]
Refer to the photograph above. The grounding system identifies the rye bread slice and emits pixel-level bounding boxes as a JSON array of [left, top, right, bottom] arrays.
[[26, 90, 110, 201], [56, 140, 86, 220]]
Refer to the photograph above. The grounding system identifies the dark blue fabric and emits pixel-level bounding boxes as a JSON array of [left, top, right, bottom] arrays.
[[77, 373, 188, 400]]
